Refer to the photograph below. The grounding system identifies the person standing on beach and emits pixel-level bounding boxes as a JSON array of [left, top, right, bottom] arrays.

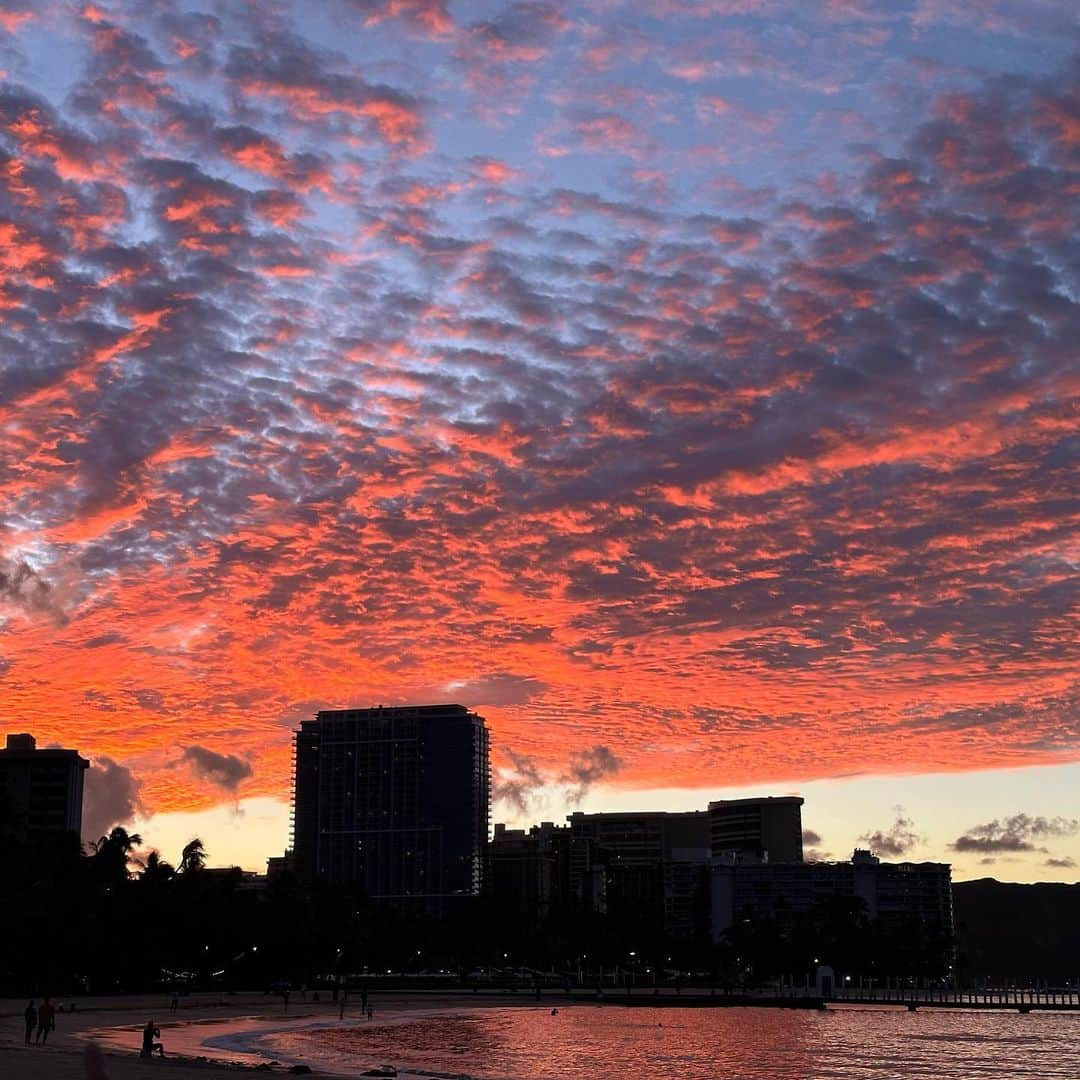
[[24, 1000, 36, 1044], [169, 988, 179, 1013], [36, 997, 56, 1044]]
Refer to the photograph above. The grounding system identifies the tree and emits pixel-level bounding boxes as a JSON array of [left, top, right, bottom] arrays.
[[88, 827, 143, 887], [139, 849, 175, 884], [178, 837, 206, 875]]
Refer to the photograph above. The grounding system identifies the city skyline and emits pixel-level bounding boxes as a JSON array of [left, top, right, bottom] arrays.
[[4, 719, 1076, 887], [0, 3, 1076, 885]]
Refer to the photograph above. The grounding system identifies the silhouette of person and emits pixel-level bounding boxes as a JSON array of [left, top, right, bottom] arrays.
[[36, 997, 56, 1044], [141, 1019, 164, 1058], [24, 1000, 36, 1044], [360, 988, 368, 1012], [169, 988, 179, 1013]]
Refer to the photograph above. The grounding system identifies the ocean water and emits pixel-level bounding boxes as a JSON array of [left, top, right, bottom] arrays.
[[258, 1006, 1080, 1079]]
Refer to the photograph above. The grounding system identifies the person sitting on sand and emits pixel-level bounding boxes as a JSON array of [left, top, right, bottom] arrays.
[[36, 997, 56, 1044], [141, 1019, 165, 1058], [24, 1000, 36, 1044]]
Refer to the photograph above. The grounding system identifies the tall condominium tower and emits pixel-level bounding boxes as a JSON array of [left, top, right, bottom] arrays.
[[708, 795, 805, 863], [292, 704, 490, 914], [0, 733, 89, 840]]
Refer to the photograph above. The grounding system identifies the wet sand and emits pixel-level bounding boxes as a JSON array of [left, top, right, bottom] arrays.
[[0, 989, 557, 1077], [0, 992, 367, 1077]]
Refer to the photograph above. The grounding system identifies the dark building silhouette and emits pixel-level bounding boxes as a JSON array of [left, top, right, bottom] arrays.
[[266, 851, 295, 882], [0, 733, 89, 839], [708, 796, 804, 863], [292, 704, 490, 914], [488, 821, 571, 925], [566, 810, 711, 936], [711, 847, 953, 948]]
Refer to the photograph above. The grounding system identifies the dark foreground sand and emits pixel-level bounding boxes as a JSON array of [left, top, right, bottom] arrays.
[[0, 988, 558, 1078], [0, 992, 375, 1078]]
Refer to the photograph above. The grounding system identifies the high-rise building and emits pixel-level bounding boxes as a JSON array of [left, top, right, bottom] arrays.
[[566, 810, 711, 935], [567, 809, 711, 871], [488, 821, 571, 925], [292, 704, 490, 914], [855, 849, 954, 940], [710, 849, 954, 968], [708, 796, 804, 863], [0, 733, 89, 839]]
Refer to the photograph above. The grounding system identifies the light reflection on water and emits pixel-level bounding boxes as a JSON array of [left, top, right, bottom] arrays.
[[274, 1006, 1080, 1079]]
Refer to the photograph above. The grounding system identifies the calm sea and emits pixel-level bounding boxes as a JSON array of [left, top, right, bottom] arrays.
[[261, 1005, 1080, 1079]]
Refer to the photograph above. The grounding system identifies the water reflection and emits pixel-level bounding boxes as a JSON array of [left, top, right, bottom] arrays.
[[283, 1006, 1080, 1079]]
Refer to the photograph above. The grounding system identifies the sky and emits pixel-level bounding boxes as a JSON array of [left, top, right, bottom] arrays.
[[0, 1, 1076, 881]]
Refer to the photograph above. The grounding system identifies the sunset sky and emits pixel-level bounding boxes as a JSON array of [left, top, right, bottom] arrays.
[[0, 1, 1076, 881]]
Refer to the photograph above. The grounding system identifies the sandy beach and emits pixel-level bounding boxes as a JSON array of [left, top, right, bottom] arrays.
[[0, 989, 559, 1078], [0, 991, 402, 1078]]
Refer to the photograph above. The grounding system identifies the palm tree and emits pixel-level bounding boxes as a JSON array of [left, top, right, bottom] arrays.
[[178, 837, 207, 875], [89, 826, 143, 886], [139, 849, 175, 884]]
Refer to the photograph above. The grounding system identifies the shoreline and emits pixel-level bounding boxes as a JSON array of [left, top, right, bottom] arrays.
[[8, 988, 1074, 1080], [0, 991, 563, 1079]]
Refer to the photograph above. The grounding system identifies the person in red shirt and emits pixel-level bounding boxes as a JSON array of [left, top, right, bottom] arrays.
[[36, 997, 56, 1044]]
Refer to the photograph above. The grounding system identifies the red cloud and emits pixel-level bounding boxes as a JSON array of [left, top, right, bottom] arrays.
[[0, 6, 1075, 843]]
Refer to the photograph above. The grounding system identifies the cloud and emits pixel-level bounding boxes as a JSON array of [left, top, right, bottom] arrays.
[[563, 745, 622, 801], [951, 814, 1080, 853], [859, 811, 921, 858], [347, 0, 455, 36], [131, 688, 167, 712], [453, 672, 548, 706], [181, 746, 253, 792], [802, 828, 823, 846], [1045, 857, 1076, 869], [0, 556, 67, 624], [494, 743, 624, 814], [0, 4, 1076, 830], [82, 757, 143, 842], [493, 748, 546, 814]]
